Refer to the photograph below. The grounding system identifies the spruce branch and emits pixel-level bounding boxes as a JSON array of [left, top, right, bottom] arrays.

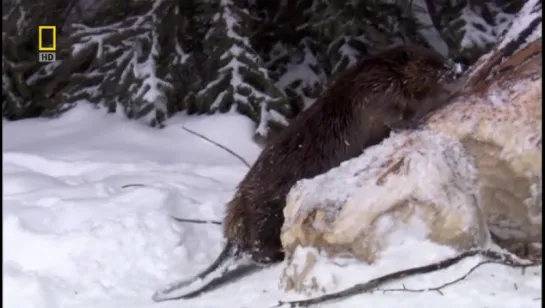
[[272, 249, 541, 307]]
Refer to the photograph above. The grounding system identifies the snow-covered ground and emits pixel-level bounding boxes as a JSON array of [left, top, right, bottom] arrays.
[[3, 105, 541, 308]]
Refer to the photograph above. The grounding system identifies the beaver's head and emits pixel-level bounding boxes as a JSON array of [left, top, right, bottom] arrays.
[[379, 45, 461, 99]]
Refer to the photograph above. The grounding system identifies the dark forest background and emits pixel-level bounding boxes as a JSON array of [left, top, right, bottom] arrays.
[[2, 0, 527, 141]]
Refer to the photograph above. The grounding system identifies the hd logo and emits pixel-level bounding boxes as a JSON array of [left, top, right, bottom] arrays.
[[38, 25, 56, 63]]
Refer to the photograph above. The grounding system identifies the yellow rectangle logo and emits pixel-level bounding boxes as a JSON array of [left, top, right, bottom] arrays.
[[38, 26, 56, 51]]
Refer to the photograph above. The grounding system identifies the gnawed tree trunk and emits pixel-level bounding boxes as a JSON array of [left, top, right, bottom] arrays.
[[279, 2, 541, 294]]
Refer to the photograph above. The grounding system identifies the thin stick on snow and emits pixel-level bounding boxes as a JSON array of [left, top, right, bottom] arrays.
[[182, 126, 251, 168], [377, 259, 538, 295], [271, 249, 541, 308], [170, 216, 222, 225], [122, 127, 252, 225], [162, 126, 252, 226], [121, 185, 222, 225], [121, 184, 147, 188]]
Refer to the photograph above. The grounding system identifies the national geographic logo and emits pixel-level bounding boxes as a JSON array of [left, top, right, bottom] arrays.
[[38, 25, 56, 62]]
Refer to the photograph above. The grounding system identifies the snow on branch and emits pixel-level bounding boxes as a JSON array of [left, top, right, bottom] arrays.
[[466, 0, 542, 88], [270, 38, 328, 111], [308, 0, 433, 74], [2, 0, 72, 119], [194, 0, 291, 139], [23, 0, 184, 127], [497, 0, 542, 51], [428, 0, 528, 65], [278, 6, 541, 301], [273, 249, 540, 307]]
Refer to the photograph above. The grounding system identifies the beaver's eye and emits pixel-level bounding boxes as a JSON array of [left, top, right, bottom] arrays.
[[398, 49, 410, 64]]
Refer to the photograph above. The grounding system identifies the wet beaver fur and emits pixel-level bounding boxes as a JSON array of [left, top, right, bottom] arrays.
[[224, 45, 458, 264]]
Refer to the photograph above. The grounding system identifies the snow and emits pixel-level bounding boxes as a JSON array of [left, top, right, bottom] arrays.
[[281, 129, 495, 283], [200, 0, 289, 137], [3, 104, 541, 308], [285, 241, 541, 306], [458, 5, 498, 49], [468, 0, 542, 82], [275, 39, 328, 109], [285, 131, 481, 233], [498, 0, 542, 49], [413, 0, 450, 57]]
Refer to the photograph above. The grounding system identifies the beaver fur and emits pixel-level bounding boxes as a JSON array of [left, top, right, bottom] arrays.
[[223, 45, 459, 264]]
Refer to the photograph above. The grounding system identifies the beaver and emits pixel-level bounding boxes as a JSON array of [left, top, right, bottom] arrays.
[[152, 45, 460, 301]]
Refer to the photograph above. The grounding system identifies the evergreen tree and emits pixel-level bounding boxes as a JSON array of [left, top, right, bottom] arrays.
[[252, 0, 328, 112], [2, 0, 74, 119], [426, 0, 526, 64], [25, 0, 184, 127], [192, 0, 292, 140], [307, 0, 431, 74], [2, 0, 532, 139]]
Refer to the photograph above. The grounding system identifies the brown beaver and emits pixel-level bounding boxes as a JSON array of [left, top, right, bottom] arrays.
[[152, 45, 460, 301]]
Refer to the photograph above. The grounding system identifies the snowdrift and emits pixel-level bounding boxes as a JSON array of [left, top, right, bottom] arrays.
[[280, 7, 542, 293]]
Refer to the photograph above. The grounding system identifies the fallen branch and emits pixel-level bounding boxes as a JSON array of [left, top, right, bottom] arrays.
[[182, 126, 251, 168], [272, 249, 541, 307], [377, 259, 536, 295], [122, 127, 249, 226], [170, 217, 222, 225], [121, 184, 147, 188], [120, 184, 222, 225], [148, 126, 252, 226]]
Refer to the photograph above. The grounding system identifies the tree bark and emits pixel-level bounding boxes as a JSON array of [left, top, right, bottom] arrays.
[[279, 35, 542, 294]]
